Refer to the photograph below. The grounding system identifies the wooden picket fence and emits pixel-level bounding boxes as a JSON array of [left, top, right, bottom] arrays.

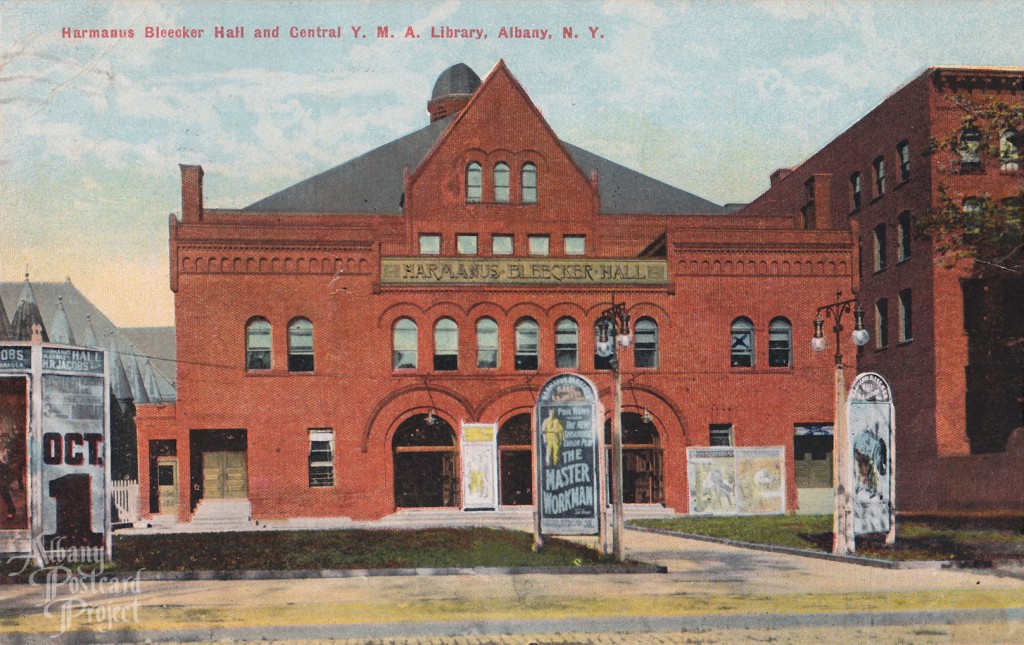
[[111, 478, 140, 525]]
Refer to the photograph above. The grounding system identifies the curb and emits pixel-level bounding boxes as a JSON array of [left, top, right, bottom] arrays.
[[627, 524, 955, 570], [3, 563, 667, 585]]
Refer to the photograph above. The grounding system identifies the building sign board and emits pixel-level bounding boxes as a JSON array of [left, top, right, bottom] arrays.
[[461, 423, 498, 511], [42, 347, 104, 375], [847, 372, 895, 535], [535, 374, 601, 536], [687, 447, 785, 515], [381, 257, 669, 287], [0, 346, 32, 371]]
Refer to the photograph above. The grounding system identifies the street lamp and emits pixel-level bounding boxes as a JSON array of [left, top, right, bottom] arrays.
[[812, 291, 870, 555], [596, 298, 632, 562]]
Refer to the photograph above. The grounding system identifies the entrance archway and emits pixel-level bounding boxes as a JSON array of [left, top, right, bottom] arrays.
[[498, 413, 532, 506], [392, 414, 459, 508], [605, 412, 664, 504]]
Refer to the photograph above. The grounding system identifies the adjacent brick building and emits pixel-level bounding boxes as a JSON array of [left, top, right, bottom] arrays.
[[136, 61, 858, 523], [742, 66, 1024, 510]]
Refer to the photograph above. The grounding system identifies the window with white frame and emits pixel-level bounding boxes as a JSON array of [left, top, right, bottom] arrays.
[[246, 318, 271, 371], [554, 318, 578, 368], [308, 429, 334, 487], [393, 318, 417, 369], [288, 318, 314, 372], [730, 317, 754, 367], [515, 318, 539, 370], [434, 318, 458, 371], [476, 318, 498, 368], [634, 317, 658, 368], [466, 162, 482, 203], [521, 163, 537, 204], [494, 162, 510, 203], [768, 317, 792, 367]]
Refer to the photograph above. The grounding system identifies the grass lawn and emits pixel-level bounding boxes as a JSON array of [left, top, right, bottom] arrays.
[[631, 514, 1024, 562], [2, 527, 640, 581]]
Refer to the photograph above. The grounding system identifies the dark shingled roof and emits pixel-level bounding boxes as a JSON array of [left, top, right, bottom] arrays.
[[245, 123, 725, 215]]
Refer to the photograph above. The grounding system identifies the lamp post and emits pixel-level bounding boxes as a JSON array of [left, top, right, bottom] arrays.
[[596, 298, 632, 562], [811, 291, 870, 555]]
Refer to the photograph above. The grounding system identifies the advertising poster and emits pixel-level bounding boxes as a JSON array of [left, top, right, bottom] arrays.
[[460, 422, 497, 511], [2, 0, 1023, 641], [847, 372, 895, 535], [687, 447, 785, 515], [535, 374, 600, 536]]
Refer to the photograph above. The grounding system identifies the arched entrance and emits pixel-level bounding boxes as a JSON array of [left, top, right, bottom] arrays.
[[392, 414, 459, 508], [605, 412, 664, 504], [498, 413, 533, 506]]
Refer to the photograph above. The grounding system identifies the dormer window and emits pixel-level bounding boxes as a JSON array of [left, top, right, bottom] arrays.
[[466, 163, 482, 203], [494, 163, 510, 203], [522, 163, 537, 204]]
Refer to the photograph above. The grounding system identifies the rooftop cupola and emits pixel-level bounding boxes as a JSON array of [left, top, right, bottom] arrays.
[[427, 63, 481, 122]]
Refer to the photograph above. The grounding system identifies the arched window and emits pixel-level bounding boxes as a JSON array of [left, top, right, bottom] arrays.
[[246, 318, 271, 371], [476, 318, 498, 368], [768, 317, 792, 367], [494, 162, 510, 203], [288, 318, 314, 372], [554, 318, 578, 368], [521, 163, 537, 204], [434, 318, 458, 371], [1000, 129, 1020, 171], [634, 317, 658, 368], [730, 317, 754, 367], [515, 318, 539, 370], [393, 318, 417, 370], [466, 162, 482, 203]]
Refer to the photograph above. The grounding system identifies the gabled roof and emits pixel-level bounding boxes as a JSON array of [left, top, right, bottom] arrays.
[[49, 297, 76, 345], [0, 280, 176, 402], [242, 62, 725, 216], [0, 292, 10, 341]]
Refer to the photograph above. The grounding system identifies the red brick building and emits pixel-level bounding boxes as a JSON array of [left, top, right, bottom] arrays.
[[137, 61, 858, 523], [742, 66, 1024, 511]]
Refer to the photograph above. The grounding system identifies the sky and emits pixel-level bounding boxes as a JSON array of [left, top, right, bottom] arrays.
[[2, 0, 1024, 327]]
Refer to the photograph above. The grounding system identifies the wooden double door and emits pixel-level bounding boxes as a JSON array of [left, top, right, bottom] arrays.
[[202, 451, 248, 499]]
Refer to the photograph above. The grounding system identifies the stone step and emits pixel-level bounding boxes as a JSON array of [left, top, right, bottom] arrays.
[[191, 499, 252, 524]]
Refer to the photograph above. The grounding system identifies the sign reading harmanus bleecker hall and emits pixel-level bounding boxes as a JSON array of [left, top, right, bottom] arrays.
[[535, 374, 602, 536], [381, 258, 668, 286]]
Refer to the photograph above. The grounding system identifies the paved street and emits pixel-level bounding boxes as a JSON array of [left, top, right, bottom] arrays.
[[2, 528, 1023, 643]]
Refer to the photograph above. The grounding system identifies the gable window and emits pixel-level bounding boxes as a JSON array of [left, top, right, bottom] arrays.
[[288, 318, 314, 372], [434, 318, 458, 371], [466, 162, 482, 203], [528, 235, 550, 256], [899, 289, 913, 342], [768, 317, 792, 367], [875, 299, 889, 349], [554, 318, 579, 368], [1000, 129, 1020, 171], [564, 235, 586, 256], [393, 318, 417, 369], [710, 424, 733, 447], [959, 126, 982, 173], [522, 163, 537, 204], [634, 317, 658, 368], [873, 223, 887, 272], [492, 234, 513, 255], [730, 317, 754, 367], [476, 318, 498, 368], [897, 140, 910, 181], [494, 163, 510, 203], [873, 156, 885, 196], [419, 234, 441, 255], [515, 318, 539, 370], [898, 211, 912, 262], [308, 429, 334, 487], [457, 234, 478, 255], [246, 318, 271, 371], [850, 172, 862, 210]]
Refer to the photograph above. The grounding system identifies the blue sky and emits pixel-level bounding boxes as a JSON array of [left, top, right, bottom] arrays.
[[2, 0, 1024, 326]]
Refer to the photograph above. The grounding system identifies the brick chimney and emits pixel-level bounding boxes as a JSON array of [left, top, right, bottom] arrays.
[[180, 164, 204, 222], [770, 167, 793, 188]]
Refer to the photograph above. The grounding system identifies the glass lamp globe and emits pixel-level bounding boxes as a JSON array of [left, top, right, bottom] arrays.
[[596, 339, 614, 358], [617, 334, 632, 348], [811, 336, 828, 353], [852, 328, 870, 347]]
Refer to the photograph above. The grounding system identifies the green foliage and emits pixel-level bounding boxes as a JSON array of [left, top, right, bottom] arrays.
[[102, 527, 628, 572]]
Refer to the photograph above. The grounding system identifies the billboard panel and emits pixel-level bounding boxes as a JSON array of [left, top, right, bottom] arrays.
[[687, 446, 785, 515], [847, 372, 895, 535], [461, 423, 498, 511]]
